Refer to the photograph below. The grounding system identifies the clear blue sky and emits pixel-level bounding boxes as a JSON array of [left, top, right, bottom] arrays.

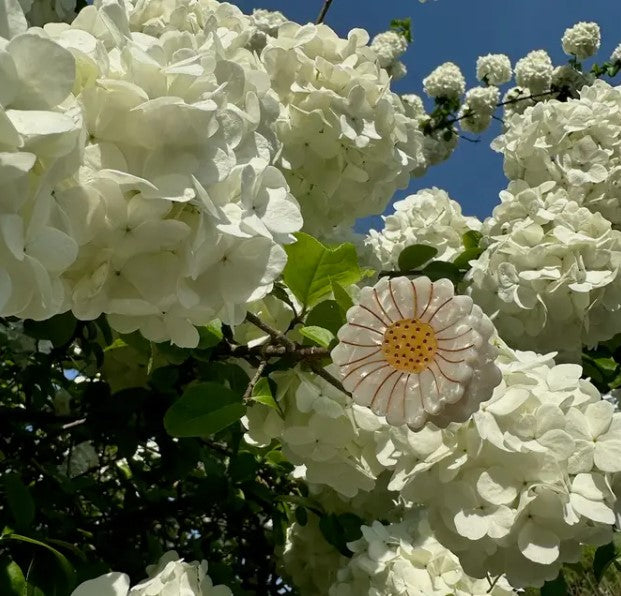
[[232, 0, 621, 231]]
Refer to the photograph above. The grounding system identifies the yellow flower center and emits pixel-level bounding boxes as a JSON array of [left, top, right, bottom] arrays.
[[381, 318, 438, 374]]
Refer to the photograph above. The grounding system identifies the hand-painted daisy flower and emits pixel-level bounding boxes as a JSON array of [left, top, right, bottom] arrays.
[[331, 276, 501, 430]]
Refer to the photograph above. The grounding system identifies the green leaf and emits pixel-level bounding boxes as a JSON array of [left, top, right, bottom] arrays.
[[305, 300, 346, 336], [0, 558, 26, 595], [540, 571, 568, 596], [299, 326, 334, 348], [421, 261, 462, 284], [389, 17, 412, 43], [1, 534, 75, 590], [3, 474, 35, 530], [462, 230, 483, 249], [397, 244, 438, 272], [295, 507, 308, 526], [164, 382, 245, 438], [196, 322, 223, 349], [593, 541, 618, 583], [250, 378, 279, 412], [453, 247, 484, 270], [331, 280, 353, 312], [23, 312, 77, 347], [319, 513, 364, 557], [283, 233, 361, 307]]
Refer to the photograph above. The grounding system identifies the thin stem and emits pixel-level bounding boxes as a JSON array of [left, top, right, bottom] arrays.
[[245, 312, 296, 350], [315, 0, 333, 24], [243, 360, 267, 401], [309, 364, 349, 396]]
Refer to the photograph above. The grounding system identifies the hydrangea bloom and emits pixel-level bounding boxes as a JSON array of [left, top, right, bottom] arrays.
[[476, 53, 512, 85], [458, 85, 500, 133], [493, 80, 621, 228], [423, 62, 466, 99], [261, 21, 426, 231], [514, 50, 553, 94], [551, 64, 594, 99], [71, 551, 232, 595], [376, 341, 621, 588], [501, 86, 534, 119], [468, 181, 621, 360], [561, 21, 601, 60], [366, 187, 481, 269], [331, 276, 501, 430], [369, 29, 408, 80], [330, 512, 515, 596]]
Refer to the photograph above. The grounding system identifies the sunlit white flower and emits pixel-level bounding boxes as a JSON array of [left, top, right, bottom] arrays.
[[476, 53, 512, 85], [458, 86, 500, 134], [561, 22, 601, 60], [423, 62, 466, 99], [331, 276, 501, 430], [514, 50, 553, 94]]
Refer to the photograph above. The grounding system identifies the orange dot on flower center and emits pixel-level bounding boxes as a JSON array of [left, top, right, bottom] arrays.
[[381, 318, 437, 374]]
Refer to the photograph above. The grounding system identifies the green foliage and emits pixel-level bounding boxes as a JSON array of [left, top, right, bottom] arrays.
[[304, 300, 346, 336], [318, 512, 364, 557], [283, 233, 362, 307], [3, 474, 35, 530], [462, 230, 483, 249], [299, 326, 334, 348], [389, 17, 412, 43], [397, 244, 438, 272], [250, 378, 280, 413], [164, 383, 245, 438]]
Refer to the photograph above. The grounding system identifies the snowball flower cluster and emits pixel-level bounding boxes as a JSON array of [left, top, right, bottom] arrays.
[[261, 21, 426, 231], [562, 21, 601, 60], [376, 342, 621, 588], [458, 85, 500, 133], [612, 42, 621, 63], [514, 50, 553, 94], [493, 80, 621, 228], [330, 512, 515, 596], [71, 551, 231, 595], [331, 275, 501, 430], [369, 29, 408, 80], [423, 61, 466, 99], [468, 181, 621, 360], [366, 187, 481, 269], [476, 53, 512, 85]]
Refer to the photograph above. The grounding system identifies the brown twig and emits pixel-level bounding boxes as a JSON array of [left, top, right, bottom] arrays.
[[315, 0, 333, 24], [245, 312, 296, 350], [243, 360, 268, 401]]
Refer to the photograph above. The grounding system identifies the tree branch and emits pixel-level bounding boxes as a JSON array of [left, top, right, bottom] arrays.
[[315, 0, 333, 24], [243, 360, 267, 401], [245, 312, 296, 350]]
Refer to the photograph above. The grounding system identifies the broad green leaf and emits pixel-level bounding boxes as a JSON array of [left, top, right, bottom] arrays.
[[1, 534, 75, 589], [421, 261, 462, 284], [331, 280, 354, 312], [198, 362, 250, 395], [196, 322, 223, 349], [453, 247, 484, 270], [164, 382, 245, 438], [305, 300, 346, 336], [397, 244, 438, 272], [299, 326, 334, 348], [23, 312, 76, 347], [295, 507, 308, 526], [251, 378, 280, 412], [0, 558, 26, 595], [462, 230, 483, 249], [593, 541, 617, 583], [540, 572, 568, 596], [4, 474, 34, 529], [283, 233, 361, 307], [319, 513, 364, 557]]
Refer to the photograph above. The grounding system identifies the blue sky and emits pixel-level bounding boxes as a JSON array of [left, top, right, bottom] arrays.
[[232, 0, 621, 231]]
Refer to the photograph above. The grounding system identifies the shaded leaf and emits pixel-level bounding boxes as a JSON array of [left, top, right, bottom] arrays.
[[421, 261, 462, 284], [0, 558, 26, 595], [23, 312, 76, 347], [397, 244, 438, 272], [305, 300, 346, 336], [593, 541, 617, 583], [331, 280, 353, 312], [462, 230, 483, 249], [453, 247, 484, 270], [299, 326, 334, 348], [251, 378, 280, 412], [4, 474, 35, 529]]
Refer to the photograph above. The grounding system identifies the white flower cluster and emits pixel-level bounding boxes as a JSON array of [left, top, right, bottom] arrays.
[[493, 80, 621, 227], [262, 22, 426, 231], [612, 43, 621, 64], [467, 181, 621, 360], [366, 188, 481, 269], [0, 0, 305, 346], [376, 342, 621, 588], [476, 53, 512, 85], [458, 85, 500, 133], [562, 21, 601, 60], [72, 550, 232, 595], [330, 512, 515, 596], [244, 367, 386, 497], [369, 29, 408, 80], [514, 49, 553, 95], [423, 61, 466, 99], [248, 8, 287, 51]]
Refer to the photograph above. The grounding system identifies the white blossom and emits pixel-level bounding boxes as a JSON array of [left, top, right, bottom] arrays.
[[423, 62, 466, 99], [514, 50, 553, 95], [458, 85, 500, 134], [561, 21, 601, 60], [476, 53, 512, 85], [370, 30, 408, 80]]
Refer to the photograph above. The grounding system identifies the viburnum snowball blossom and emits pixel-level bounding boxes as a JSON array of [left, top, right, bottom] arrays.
[[551, 64, 594, 99], [71, 551, 232, 595], [376, 341, 621, 588], [330, 512, 515, 596], [423, 62, 466, 99], [561, 21, 601, 60], [370, 29, 408, 80], [366, 187, 481, 269], [612, 42, 621, 63], [468, 181, 621, 360], [493, 80, 621, 228], [261, 21, 426, 232], [458, 85, 500, 133], [476, 53, 512, 85], [514, 50, 553, 94], [331, 276, 501, 430]]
